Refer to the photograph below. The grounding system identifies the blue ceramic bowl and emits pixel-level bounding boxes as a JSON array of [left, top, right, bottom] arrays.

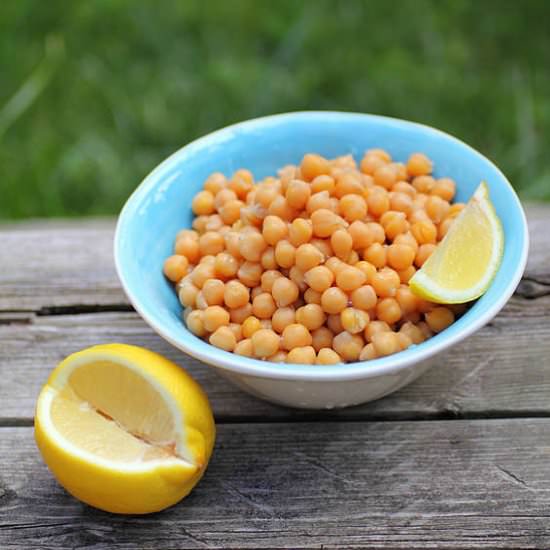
[[114, 112, 529, 409]]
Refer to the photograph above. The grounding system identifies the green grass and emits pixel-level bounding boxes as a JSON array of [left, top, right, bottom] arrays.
[[1, 0, 549, 219]]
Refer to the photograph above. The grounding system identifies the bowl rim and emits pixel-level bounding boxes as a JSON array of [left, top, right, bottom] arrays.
[[114, 110, 529, 382]]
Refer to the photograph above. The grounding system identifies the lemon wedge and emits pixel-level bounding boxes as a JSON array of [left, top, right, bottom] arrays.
[[409, 182, 503, 304], [34, 344, 215, 514]]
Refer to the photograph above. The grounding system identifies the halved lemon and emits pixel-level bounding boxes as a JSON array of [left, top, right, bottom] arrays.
[[409, 182, 504, 304], [35, 344, 215, 514]]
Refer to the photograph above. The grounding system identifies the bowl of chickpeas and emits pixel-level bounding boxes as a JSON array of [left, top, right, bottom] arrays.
[[115, 112, 528, 409]]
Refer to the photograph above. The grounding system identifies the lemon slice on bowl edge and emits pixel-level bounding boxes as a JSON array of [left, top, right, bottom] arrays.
[[410, 182, 504, 304], [34, 344, 215, 514]]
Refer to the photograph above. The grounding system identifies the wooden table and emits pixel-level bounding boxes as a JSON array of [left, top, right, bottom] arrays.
[[1, 205, 549, 549]]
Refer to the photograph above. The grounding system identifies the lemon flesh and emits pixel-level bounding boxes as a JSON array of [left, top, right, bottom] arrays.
[[410, 182, 504, 304], [35, 344, 215, 514]]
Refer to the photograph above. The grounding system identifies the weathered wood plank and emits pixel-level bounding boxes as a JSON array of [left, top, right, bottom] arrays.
[[0, 205, 547, 312], [2, 420, 550, 549], [0, 219, 127, 310], [1, 290, 549, 421]]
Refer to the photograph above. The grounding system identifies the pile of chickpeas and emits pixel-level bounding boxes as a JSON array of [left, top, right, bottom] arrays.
[[163, 149, 466, 365]]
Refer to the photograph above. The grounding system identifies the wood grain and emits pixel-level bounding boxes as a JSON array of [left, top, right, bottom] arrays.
[[1, 291, 549, 421], [0, 205, 547, 312], [2, 420, 550, 549]]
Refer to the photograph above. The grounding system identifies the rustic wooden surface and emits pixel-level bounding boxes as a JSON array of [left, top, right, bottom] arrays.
[[0, 204, 549, 549]]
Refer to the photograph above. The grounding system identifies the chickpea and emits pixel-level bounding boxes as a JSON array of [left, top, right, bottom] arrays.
[[203, 172, 227, 195], [178, 281, 200, 308], [327, 313, 344, 334], [399, 321, 425, 345], [376, 298, 402, 325], [350, 284, 377, 310], [289, 218, 313, 247], [394, 231, 419, 253], [163, 255, 189, 282], [272, 277, 299, 307], [202, 279, 225, 306], [340, 308, 369, 334], [311, 326, 334, 352], [185, 309, 206, 338], [261, 270, 283, 293], [321, 287, 348, 315], [355, 261, 377, 283], [310, 237, 333, 258], [340, 194, 367, 222], [195, 291, 208, 310], [202, 306, 230, 332], [387, 244, 416, 271], [215, 252, 240, 278], [214, 188, 238, 210], [364, 243, 386, 268], [390, 192, 413, 215], [333, 331, 364, 361], [395, 286, 418, 315], [311, 174, 335, 194], [304, 265, 334, 292], [275, 240, 296, 268], [304, 287, 322, 305], [316, 348, 342, 365], [397, 265, 416, 284], [224, 280, 250, 309], [295, 243, 324, 272], [411, 220, 437, 245], [311, 209, 347, 238], [411, 175, 435, 193], [366, 187, 390, 217], [371, 331, 401, 357], [331, 229, 353, 260], [269, 350, 288, 363], [325, 256, 346, 275], [255, 185, 279, 209], [371, 268, 400, 298], [301, 154, 331, 181], [261, 247, 277, 270], [209, 326, 237, 352], [296, 304, 326, 331], [360, 153, 386, 175], [191, 263, 216, 288], [373, 164, 397, 190], [425, 195, 451, 223], [229, 303, 253, 324], [359, 343, 377, 361], [252, 292, 277, 319], [234, 338, 254, 357], [272, 307, 296, 333], [392, 180, 416, 198], [263, 215, 288, 245], [407, 153, 433, 177], [367, 222, 386, 244], [348, 220, 373, 249], [224, 231, 242, 259], [287, 346, 317, 364], [425, 307, 455, 333], [380, 210, 409, 240], [238, 261, 263, 287], [334, 171, 364, 198], [432, 178, 456, 202], [336, 266, 366, 292], [268, 195, 298, 222], [285, 179, 311, 210], [175, 236, 200, 264], [365, 320, 391, 342], [282, 323, 312, 350], [251, 329, 281, 358], [238, 232, 267, 262], [192, 190, 215, 215], [306, 190, 332, 214]]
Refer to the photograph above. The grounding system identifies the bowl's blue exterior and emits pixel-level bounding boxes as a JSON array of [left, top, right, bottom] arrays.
[[115, 112, 528, 379]]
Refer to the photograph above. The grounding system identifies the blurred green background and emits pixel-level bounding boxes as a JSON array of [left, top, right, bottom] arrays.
[[2, 0, 549, 219]]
